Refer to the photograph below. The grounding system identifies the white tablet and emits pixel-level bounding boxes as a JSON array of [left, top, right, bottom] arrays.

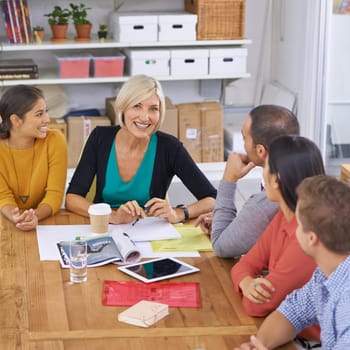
[[118, 257, 200, 283]]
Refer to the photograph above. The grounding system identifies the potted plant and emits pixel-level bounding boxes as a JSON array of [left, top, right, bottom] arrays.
[[44, 6, 71, 42], [98, 24, 108, 42], [32, 25, 45, 43], [70, 3, 92, 42]]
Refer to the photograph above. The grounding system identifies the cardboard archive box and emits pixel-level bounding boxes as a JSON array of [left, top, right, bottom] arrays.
[[200, 102, 224, 162], [111, 12, 158, 43], [160, 97, 178, 137], [158, 12, 197, 41], [170, 48, 209, 76], [124, 49, 170, 76], [177, 101, 223, 163], [209, 48, 247, 75], [105, 97, 117, 124], [48, 118, 67, 139], [92, 55, 125, 77], [105, 96, 178, 138], [177, 103, 202, 163], [67, 116, 111, 168]]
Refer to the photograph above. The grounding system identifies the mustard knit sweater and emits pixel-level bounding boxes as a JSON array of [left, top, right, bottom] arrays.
[[0, 129, 67, 214]]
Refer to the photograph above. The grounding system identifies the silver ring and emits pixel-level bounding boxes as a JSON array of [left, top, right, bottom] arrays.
[[253, 283, 258, 290]]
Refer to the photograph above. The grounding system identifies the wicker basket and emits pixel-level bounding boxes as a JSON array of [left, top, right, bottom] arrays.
[[185, 0, 245, 40]]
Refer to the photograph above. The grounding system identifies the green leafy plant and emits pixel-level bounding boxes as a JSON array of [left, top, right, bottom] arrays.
[[44, 6, 71, 25], [70, 3, 91, 25], [99, 24, 107, 32], [33, 25, 44, 31]]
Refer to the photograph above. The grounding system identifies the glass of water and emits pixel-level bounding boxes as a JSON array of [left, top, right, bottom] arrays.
[[70, 240, 87, 283]]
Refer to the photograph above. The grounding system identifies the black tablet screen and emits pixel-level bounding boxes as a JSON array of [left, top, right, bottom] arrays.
[[125, 258, 192, 280]]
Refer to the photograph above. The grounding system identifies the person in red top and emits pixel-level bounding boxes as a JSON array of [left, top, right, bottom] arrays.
[[231, 135, 325, 341]]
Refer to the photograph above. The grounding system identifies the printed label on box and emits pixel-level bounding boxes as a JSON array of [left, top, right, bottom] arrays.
[[186, 128, 198, 139], [83, 118, 92, 141]]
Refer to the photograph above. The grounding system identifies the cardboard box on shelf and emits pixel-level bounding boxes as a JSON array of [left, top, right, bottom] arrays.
[[177, 103, 202, 163], [67, 116, 111, 168], [48, 118, 67, 139]]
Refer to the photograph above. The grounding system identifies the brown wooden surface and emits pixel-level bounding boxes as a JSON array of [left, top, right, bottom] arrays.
[[340, 163, 350, 181], [0, 210, 296, 350]]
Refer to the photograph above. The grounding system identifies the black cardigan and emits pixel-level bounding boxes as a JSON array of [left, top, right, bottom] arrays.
[[67, 126, 217, 204]]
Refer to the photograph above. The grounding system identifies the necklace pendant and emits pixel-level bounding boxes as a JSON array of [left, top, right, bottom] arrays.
[[19, 195, 29, 204]]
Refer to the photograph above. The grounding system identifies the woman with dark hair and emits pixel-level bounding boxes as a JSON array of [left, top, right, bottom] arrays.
[[231, 135, 325, 341], [0, 85, 67, 231]]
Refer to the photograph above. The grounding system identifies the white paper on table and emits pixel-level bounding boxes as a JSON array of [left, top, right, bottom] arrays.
[[37, 224, 96, 261], [37, 218, 183, 262], [112, 217, 181, 242]]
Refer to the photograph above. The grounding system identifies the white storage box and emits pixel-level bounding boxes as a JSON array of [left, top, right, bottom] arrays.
[[111, 12, 158, 43], [158, 12, 197, 41], [170, 49, 209, 76], [125, 49, 170, 76], [209, 48, 248, 75]]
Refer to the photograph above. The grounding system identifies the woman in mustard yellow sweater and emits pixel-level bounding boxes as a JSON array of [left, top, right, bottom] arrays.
[[0, 85, 67, 231]]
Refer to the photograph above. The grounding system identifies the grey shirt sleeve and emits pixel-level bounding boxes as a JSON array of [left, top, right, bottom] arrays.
[[211, 180, 279, 258]]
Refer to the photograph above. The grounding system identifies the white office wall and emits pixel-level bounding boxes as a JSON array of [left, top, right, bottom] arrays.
[[269, 0, 330, 152], [270, 0, 307, 94]]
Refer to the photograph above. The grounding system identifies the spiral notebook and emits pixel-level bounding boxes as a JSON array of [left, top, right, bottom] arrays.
[[102, 280, 202, 308]]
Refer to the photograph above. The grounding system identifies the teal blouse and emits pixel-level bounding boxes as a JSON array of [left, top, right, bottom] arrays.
[[102, 134, 157, 208]]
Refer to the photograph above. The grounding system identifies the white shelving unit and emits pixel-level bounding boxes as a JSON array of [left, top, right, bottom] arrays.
[[0, 39, 251, 50], [0, 38, 251, 86]]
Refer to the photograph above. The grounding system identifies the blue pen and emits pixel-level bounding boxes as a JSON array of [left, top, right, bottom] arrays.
[[131, 216, 141, 226]]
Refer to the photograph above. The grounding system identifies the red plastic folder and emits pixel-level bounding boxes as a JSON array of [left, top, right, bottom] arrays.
[[102, 280, 202, 308]]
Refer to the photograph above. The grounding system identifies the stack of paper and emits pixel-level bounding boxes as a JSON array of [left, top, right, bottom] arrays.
[[36, 218, 211, 262]]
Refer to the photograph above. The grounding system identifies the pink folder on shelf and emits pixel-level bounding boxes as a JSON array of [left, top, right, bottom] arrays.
[[102, 280, 202, 308]]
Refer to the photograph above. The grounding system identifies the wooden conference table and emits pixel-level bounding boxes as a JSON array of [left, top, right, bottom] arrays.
[[0, 210, 296, 350]]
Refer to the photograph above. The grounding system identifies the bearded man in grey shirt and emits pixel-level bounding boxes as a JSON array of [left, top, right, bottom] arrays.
[[195, 105, 300, 257]]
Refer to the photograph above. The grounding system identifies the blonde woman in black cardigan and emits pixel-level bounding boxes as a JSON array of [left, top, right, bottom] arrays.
[[66, 75, 216, 224]]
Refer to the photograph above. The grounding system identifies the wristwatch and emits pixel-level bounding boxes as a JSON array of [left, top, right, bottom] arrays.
[[176, 204, 189, 221]]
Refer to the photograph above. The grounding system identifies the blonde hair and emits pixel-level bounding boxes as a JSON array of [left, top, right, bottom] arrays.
[[115, 75, 166, 131]]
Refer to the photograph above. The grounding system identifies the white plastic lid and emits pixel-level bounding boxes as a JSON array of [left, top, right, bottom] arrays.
[[209, 48, 248, 57], [126, 49, 170, 59], [113, 12, 158, 24], [170, 48, 209, 58], [157, 12, 197, 24], [88, 203, 112, 215]]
